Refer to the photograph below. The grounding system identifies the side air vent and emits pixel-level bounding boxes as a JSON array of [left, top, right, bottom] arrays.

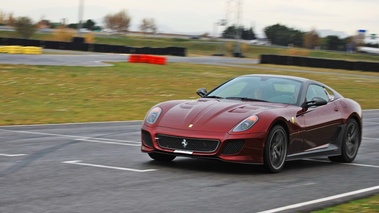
[[222, 140, 245, 155], [141, 130, 153, 147]]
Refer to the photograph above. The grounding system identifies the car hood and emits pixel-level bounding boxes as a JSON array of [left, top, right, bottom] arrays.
[[158, 99, 284, 133]]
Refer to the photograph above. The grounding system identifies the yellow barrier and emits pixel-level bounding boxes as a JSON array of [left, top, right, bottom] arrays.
[[22, 46, 43, 55], [0, 46, 43, 54], [0, 46, 7, 53], [6, 45, 23, 54]]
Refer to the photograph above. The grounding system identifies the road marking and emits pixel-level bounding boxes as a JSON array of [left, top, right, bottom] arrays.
[[304, 159, 379, 169], [258, 185, 379, 213], [0, 153, 26, 157], [0, 120, 142, 128], [75, 138, 140, 146], [62, 160, 157, 172], [0, 129, 140, 146], [363, 137, 379, 141], [342, 163, 379, 169]]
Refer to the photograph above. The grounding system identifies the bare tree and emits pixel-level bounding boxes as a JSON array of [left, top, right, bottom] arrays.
[[15, 16, 37, 38], [103, 10, 131, 33], [7, 13, 16, 26], [304, 29, 320, 49], [0, 10, 7, 25], [139, 18, 157, 35]]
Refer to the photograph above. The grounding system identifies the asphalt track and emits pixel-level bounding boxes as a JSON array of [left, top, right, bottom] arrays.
[[0, 110, 378, 213], [2, 51, 378, 80], [0, 51, 259, 67], [1, 53, 378, 212]]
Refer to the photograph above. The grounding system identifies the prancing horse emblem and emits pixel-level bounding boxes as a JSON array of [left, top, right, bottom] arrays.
[[181, 139, 188, 148]]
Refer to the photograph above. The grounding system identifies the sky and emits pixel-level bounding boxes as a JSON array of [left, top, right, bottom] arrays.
[[1, 0, 378, 38]]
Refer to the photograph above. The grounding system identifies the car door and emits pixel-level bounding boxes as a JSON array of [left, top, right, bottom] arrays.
[[301, 84, 341, 151]]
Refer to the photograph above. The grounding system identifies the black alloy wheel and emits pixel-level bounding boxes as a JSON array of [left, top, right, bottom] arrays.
[[329, 119, 361, 163], [263, 125, 288, 173]]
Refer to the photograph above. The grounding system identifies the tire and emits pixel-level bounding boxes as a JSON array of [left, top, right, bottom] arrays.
[[329, 119, 361, 163], [263, 125, 288, 173], [148, 153, 176, 162]]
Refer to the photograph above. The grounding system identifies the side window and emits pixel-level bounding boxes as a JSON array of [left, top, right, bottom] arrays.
[[306, 84, 329, 102]]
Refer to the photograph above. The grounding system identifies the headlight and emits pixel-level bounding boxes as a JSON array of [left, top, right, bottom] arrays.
[[233, 115, 259, 132], [145, 107, 162, 124]]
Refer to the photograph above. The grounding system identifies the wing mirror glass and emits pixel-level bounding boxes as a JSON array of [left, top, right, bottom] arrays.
[[302, 97, 327, 108], [196, 88, 207, 97]]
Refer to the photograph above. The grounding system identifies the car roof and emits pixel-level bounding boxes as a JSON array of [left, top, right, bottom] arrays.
[[240, 74, 311, 83]]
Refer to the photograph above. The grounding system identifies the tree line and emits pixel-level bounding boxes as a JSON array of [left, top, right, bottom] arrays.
[[1, 9, 376, 51], [221, 23, 378, 51], [0, 10, 157, 37]]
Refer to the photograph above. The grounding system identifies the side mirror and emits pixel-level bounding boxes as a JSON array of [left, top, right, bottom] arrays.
[[302, 97, 327, 108], [196, 88, 207, 97]]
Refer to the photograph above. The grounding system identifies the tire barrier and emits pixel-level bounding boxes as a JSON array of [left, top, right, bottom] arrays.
[[22, 46, 43, 54], [260, 54, 379, 72], [0, 37, 186, 56], [0, 45, 43, 54], [128, 54, 167, 65]]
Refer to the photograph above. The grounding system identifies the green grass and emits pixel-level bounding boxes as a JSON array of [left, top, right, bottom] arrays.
[[311, 194, 379, 213], [1, 62, 378, 125]]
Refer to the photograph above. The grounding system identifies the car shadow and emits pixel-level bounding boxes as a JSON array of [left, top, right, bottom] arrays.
[[143, 157, 336, 175]]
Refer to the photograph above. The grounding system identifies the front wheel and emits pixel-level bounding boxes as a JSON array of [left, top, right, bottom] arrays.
[[263, 125, 288, 173], [329, 119, 361, 163], [148, 153, 176, 162]]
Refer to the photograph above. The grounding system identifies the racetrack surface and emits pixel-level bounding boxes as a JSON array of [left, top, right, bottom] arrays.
[[0, 110, 378, 213], [0, 52, 259, 67], [2, 52, 378, 80]]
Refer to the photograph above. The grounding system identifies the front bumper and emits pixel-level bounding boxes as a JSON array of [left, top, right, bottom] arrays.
[[141, 125, 267, 164]]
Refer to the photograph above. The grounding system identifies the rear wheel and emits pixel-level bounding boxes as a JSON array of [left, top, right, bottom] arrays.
[[148, 153, 176, 162], [329, 119, 360, 163], [263, 125, 288, 173]]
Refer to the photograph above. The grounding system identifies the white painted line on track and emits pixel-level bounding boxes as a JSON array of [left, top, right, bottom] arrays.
[[0, 129, 140, 146], [0, 120, 142, 128], [257, 185, 379, 213], [342, 163, 379, 169], [0, 129, 85, 139], [62, 160, 157, 172], [0, 153, 26, 157], [304, 159, 379, 169], [75, 138, 140, 146], [363, 137, 379, 141]]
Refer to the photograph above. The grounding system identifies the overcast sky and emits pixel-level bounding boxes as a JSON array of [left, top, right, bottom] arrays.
[[1, 0, 378, 37]]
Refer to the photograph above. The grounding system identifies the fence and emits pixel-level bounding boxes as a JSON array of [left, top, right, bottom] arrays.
[[0, 37, 186, 57], [260, 54, 379, 72]]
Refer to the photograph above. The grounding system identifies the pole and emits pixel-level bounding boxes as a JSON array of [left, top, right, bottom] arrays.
[[77, 0, 84, 34]]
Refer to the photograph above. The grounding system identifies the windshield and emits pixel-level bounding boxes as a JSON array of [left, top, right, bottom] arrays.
[[205, 76, 303, 105]]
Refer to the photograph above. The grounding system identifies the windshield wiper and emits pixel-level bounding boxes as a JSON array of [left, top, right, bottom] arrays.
[[204, 95, 224, 99], [226, 97, 268, 102]]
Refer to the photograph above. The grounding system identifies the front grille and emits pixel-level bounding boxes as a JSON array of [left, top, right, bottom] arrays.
[[157, 134, 219, 152], [141, 130, 153, 147], [221, 140, 245, 155]]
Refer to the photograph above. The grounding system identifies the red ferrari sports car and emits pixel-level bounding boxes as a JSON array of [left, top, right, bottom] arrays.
[[141, 74, 362, 173]]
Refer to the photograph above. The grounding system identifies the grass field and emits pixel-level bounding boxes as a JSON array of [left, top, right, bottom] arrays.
[[1, 62, 378, 125], [312, 194, 379, 213]]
